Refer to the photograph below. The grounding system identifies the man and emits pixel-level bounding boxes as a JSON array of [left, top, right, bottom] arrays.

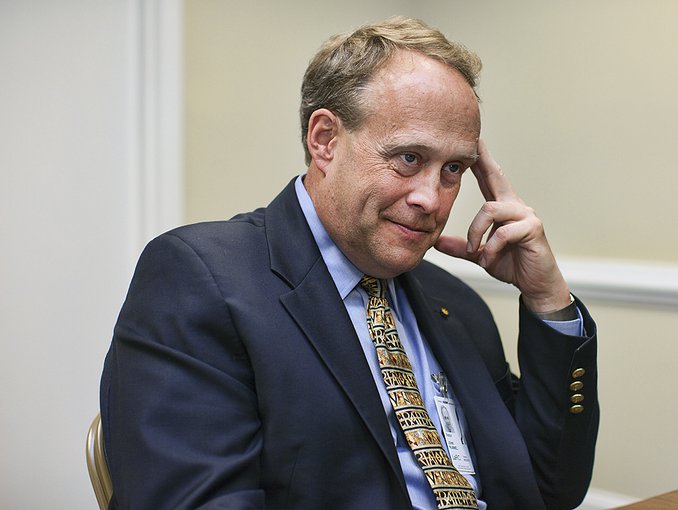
[[101, 17, 598, 510]]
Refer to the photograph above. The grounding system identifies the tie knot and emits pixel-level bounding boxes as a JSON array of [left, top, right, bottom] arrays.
[[359, 275, 387, 299]]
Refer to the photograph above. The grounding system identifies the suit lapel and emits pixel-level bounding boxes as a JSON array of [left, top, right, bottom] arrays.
[[264, 180, 408, 497], [399, 271, 508, 415]]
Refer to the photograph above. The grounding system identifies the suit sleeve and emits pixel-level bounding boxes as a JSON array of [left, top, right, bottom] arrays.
[[514, 295, 599, 510], [100, 233, 264, 509]]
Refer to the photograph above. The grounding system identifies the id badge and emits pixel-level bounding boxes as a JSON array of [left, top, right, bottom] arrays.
[[433, 395, 475, 475]]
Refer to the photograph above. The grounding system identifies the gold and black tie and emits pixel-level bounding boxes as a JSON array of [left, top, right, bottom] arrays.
[[359, 276, 478, 510]]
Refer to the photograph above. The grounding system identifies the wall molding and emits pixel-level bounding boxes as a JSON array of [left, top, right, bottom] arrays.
[[127, 0, 184, 257], [425, 251, 678, 308]]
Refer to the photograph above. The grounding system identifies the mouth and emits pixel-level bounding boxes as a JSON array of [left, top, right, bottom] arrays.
[[389, 218, 435, 234], [389, 219, 436, 241]]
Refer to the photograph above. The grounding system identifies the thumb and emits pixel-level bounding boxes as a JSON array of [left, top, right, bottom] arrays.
[[434, 235, 476, 261]]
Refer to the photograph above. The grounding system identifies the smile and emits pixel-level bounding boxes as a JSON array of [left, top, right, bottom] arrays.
[[389, 220, 435, 238]]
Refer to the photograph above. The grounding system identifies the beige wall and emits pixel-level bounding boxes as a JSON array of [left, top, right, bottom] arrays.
[[185, 0, 411, 222], [185, 0, 678, 501], [418, 0, 678, 264]]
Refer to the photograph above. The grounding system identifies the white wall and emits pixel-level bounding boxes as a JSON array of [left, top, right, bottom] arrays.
[[0, 1, 181, 508]]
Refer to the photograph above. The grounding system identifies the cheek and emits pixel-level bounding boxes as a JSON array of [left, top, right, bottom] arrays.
[[438, 186, 461, 218], [354, 171, 398, 212], [368, 189, 403, 219]]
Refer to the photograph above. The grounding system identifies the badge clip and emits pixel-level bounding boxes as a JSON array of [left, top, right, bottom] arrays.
[[431, 372, 449, 398]]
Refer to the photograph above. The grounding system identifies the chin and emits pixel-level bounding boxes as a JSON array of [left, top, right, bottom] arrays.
[[377, 253, 426, 278]]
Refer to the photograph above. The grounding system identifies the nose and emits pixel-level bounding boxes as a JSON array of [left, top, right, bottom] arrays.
[[405, 166, 441, 214]]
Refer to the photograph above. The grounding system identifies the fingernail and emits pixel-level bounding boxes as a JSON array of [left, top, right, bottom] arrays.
[[466, 241, 473, 253]]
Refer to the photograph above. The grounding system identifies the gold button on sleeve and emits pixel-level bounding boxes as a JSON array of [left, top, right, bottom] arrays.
[[570, 405, 584, 414], [571, 368, 586, 378], [570, 394, 585, 404], [569, 381, 584, 391]]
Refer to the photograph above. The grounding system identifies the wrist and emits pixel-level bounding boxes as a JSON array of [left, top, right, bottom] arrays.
[[519, 274, 571, 314], [531, 293, 578, 321]]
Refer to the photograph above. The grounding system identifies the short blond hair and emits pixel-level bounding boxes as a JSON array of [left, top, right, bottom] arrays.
[[300, 16, 482, 165]]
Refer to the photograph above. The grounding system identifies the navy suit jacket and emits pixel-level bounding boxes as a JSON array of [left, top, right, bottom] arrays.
[[101, 179, 598, 510]]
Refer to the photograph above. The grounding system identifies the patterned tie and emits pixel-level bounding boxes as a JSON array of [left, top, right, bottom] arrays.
[[359, 276, 478, 510]]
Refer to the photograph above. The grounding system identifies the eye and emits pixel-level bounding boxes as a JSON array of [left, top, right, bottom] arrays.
[[443, 162, 462, 174], [399, 153, 419, 165]]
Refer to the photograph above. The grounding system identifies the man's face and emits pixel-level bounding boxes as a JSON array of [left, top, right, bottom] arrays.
[[312, 50, 481, 279]]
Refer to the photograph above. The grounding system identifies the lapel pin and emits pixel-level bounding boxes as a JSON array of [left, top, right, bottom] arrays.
[[439, 307, 449, 318]]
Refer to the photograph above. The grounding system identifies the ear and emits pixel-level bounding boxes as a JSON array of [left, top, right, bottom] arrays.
[[306, 109, 340, 172]]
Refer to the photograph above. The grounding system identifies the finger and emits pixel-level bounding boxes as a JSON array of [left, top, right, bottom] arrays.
[[471, 139, 516, 202], [466, 201, 532, 253], [480, 216, 543, 267], [434, 235, 479, 263]]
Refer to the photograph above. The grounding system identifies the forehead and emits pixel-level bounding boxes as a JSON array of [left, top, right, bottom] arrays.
[[359, 50, 480, 150]]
